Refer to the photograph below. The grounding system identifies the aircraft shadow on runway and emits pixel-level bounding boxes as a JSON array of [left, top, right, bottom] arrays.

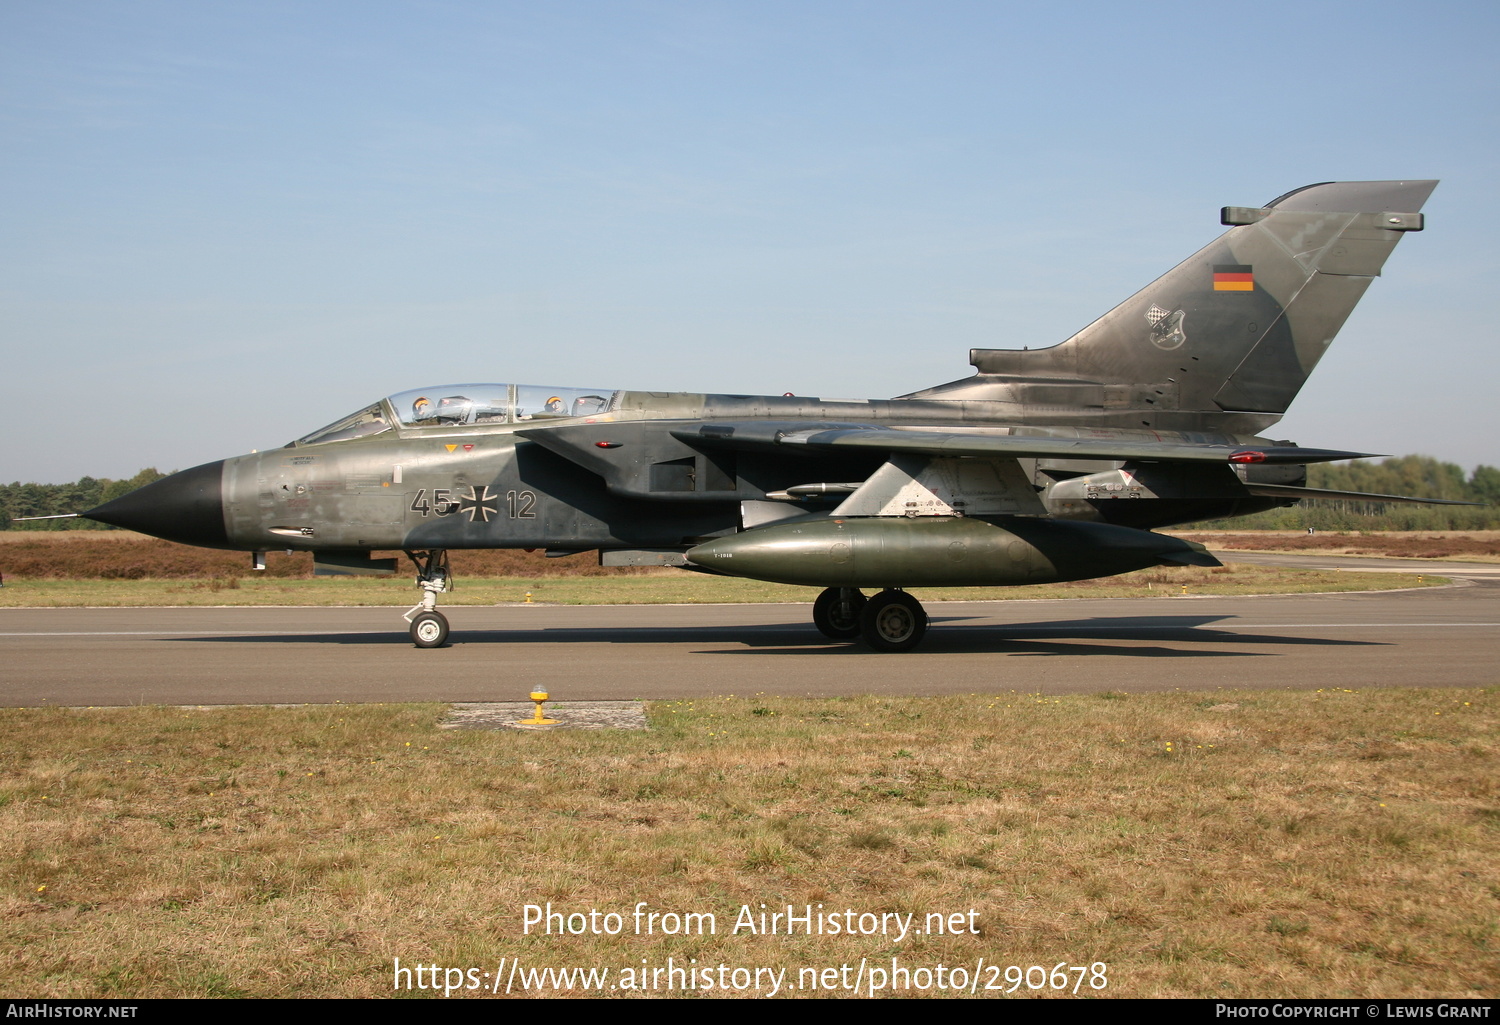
[[706, 614, 1386, 656], [171, 613, 1386, 657]]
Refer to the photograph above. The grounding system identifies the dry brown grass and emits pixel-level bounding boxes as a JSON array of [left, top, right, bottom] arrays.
[[2, 690, 1494, 998], [0, 534, 647, 580]]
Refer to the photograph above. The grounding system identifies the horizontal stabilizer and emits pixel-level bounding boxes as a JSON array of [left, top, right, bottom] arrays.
[[1243, 484, 1481, 506]]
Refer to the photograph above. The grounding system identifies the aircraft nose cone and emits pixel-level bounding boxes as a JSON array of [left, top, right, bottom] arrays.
[[82, 460, 229, 547]]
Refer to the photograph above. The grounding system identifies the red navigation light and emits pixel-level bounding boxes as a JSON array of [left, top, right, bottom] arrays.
[[1229, 451, 1266, 463], [595, 441, 621, 449]]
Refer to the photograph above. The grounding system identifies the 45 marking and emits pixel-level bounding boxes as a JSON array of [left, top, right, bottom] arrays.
[[409, 487, 537, 521]]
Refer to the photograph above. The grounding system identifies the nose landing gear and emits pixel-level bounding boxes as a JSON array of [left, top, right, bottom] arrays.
[[403, 549, 452, 647]]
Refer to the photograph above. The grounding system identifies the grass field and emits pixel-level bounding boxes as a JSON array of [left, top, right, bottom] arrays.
[[3, 690, 1494, 999], [3, 530, 1483, 999]]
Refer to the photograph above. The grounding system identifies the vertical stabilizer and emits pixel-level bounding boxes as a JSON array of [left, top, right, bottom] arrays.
[[932, 181, 1436, 422]]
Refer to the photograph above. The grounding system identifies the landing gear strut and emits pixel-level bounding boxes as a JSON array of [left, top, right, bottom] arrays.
[[860, 589, 927, 653], [403, 549, 451, 648], [813, 587, 867, 640], [813, 586, 929, 651]]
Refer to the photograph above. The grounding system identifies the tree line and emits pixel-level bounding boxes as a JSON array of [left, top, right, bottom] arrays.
[[3, 456, 1498, 532], [1185, 455, 1500, 530], [1, 469, 168, 530]]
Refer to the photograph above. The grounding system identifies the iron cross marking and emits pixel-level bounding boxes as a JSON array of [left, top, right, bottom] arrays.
[[458, 485, 499, 523]]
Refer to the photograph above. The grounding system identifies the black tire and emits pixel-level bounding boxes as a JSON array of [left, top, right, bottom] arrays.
[[410, 610, 450, 648], [859, 590, 927, 653], [813, 587, 867, 640]]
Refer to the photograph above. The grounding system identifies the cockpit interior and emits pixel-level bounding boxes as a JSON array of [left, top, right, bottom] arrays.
[[292, 383, 617, 446]]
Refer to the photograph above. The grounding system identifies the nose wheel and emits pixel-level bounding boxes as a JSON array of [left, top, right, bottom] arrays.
[[403, 549, 452, 648], [860, 589, 927, 653], [409, 610, 449, 648]]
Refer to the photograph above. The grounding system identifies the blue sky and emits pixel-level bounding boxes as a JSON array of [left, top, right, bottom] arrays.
[[3, 1, 1497, 483]]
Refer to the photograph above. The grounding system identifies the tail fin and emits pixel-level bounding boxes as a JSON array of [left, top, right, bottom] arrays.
[[918, 180, 1436, 426]]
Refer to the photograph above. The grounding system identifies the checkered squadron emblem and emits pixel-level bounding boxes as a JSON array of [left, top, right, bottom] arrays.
[[458, 485, 500, 523], [1146, 305, 1187, 350]]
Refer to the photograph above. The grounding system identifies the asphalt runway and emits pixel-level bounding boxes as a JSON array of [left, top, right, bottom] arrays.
[[2, 555, 1496, 707]]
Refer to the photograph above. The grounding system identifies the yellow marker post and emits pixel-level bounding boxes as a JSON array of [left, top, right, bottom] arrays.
[[517, 690, 558, 726], [524, 591, 533, 603]]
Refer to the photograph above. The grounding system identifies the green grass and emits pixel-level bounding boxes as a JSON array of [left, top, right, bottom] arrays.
[[2, 689, 1495, 998], [0, 564, 1444, 608]]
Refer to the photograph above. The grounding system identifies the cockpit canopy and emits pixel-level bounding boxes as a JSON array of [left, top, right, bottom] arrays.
[[292, 383, 618, 446]]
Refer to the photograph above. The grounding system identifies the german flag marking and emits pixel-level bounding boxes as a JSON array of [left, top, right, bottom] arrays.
[[1213, 264, 1254, 291]]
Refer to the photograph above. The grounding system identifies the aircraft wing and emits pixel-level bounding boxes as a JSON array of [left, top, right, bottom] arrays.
[[520, 419, 1469, 510], [668, 422, 1374, 466]]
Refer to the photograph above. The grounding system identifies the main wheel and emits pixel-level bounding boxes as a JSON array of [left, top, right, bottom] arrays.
[[860, 590, 927, 653], [813, 587, 867, 640], [410, 610, 450, 648]]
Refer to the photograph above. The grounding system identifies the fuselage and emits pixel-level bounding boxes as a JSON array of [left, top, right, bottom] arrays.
[[83, 384, 1292, 555]]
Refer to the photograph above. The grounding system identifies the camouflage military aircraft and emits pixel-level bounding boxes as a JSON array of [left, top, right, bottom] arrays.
[[80, 179, 1454, 651]]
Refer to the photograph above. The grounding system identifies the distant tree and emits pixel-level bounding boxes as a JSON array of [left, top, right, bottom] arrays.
[[1469, 465, 1500, 506], [16, 483, 48, 519]]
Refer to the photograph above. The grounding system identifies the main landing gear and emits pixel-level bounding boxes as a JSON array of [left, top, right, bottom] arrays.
[[812, 587, 866, 640], [813, 587, 928, 653], [403, 549, 451, 648]]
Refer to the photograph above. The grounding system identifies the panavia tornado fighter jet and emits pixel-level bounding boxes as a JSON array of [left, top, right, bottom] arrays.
[[84, 180, 1453, 651]]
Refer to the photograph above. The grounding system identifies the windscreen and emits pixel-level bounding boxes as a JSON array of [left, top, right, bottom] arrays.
[[292, 403, 393, 446]]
